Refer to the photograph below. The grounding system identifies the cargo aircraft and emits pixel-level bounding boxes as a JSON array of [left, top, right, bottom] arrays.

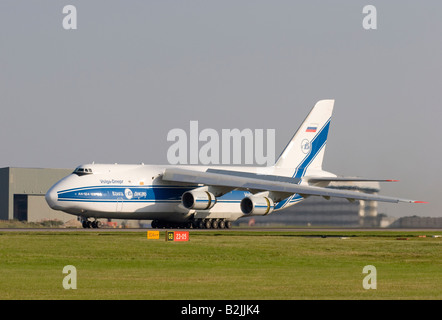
[[46, 100, 425, 228]]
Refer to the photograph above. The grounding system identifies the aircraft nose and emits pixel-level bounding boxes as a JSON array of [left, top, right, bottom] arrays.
[[45, 185, 59, 210]]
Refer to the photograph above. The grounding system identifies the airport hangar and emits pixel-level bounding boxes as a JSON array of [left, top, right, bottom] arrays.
[[0, 167, 381, 227], [0, 167, 73, 222]]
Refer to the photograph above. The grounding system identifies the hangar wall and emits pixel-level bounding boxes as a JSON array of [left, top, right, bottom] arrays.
[[0, 167, 73, 222], [0, 168, 10, 220]]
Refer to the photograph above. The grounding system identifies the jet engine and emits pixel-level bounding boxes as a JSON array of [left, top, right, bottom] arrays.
[[240, 195, 274, 215], [182, 190, 216, 210]]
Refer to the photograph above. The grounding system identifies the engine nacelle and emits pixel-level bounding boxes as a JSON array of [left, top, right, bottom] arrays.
[[240, 196, 274, 215], [182, 190, 216, 210]]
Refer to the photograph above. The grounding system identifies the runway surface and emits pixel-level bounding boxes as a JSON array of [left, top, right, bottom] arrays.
[[1, 227, 440, 232]]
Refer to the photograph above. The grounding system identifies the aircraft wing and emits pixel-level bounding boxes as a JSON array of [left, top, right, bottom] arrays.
[[304, 177, 399, 183], [162, 168, 425, 204]]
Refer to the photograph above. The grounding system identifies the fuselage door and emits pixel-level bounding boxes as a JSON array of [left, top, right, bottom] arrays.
[[116, 197, 123, 212]]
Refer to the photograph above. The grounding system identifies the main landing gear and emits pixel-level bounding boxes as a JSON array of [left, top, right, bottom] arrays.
[[81, 219, 102, 229], [151, 219, 232, 229]]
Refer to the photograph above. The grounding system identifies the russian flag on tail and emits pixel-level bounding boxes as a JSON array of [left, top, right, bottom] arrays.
[[306, 126, 317, 133]]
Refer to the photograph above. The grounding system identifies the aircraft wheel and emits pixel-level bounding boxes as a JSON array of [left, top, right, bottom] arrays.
[[218, 220, 225, 229], [211, 220, 219, 229], [91, 221, 102, 228], [225, 221, 232, 229], [204, 220, 212, 229], [198, 220, 205, 229]]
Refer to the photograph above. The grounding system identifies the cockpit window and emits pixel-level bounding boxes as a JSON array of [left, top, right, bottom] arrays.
[[73, 167, 93, 176]]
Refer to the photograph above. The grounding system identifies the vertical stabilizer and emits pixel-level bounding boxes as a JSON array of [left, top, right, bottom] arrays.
[[274, 99, 334, 178]]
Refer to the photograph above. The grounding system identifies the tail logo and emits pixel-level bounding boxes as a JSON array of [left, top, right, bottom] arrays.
[[301, 139, 311, 154]]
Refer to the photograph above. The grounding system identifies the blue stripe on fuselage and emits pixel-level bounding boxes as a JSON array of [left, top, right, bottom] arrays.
[[58, 186, 193, 202], [57, 186, 252, 203]]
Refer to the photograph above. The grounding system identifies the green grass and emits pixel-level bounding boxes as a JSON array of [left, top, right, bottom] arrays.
[[0, 230, 441, 299], [0, 219, 64, 228]]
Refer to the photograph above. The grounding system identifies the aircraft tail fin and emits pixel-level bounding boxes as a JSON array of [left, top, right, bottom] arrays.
[[274, 99, 334, 178]]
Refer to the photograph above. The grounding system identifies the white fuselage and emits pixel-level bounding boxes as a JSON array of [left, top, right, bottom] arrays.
[[46, 163, 305, 222]]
